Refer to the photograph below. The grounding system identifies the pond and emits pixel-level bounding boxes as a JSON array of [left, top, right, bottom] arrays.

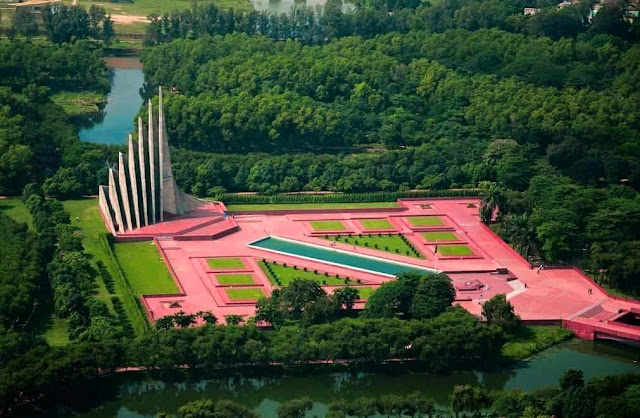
[[70, 339, 640, 417], [249, 236, 435, 276], [78, 57, 144, 145]]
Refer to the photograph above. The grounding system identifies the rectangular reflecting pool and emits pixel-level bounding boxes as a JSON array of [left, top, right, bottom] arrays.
[[248, 236, 435, 277]]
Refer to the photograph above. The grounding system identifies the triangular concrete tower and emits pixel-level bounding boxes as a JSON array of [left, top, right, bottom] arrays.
[[99, 87, 204, 233]]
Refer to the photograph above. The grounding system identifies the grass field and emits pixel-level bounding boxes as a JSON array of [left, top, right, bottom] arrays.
[[438, 244, 474, 256], [226, 288, 265, 300], [259, 260, 350, 286], [62, 198, 142, 330], [65, 0, 253, 16], [216, 274, 255, 285], [207, 257, 246, 269], [357, 287, 375, 299], [227, 202, 401, 211], [0, 198, 33, 230], [408, 216, 445, 227], [326, 234, 422, 259], [51, 91, 107, 117], [113, 241, 178, 295], [359, 219, 393, 229], [502, 326, 573, 361], [422, 231, 459, 242], [310, 220, 347, 231]]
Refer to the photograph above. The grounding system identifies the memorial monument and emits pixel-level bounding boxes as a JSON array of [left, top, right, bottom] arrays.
[[98, 87, 203, 234]]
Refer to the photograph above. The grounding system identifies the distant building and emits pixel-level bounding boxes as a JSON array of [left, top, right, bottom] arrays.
[[524, 7, 539, 15]]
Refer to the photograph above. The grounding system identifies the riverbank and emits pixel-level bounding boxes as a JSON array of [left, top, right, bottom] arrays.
[[64, 339, 640, 417]]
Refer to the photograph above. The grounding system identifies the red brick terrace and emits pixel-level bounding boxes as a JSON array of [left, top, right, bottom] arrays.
[[111, 198, 640, 343]]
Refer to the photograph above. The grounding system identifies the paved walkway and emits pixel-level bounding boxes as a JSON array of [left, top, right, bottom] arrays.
[[131, 198, 640, 341]]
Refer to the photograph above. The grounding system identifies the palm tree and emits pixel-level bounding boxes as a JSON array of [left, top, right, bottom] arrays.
[[504, 213, 539, 260], [479, 182, 507, 224]]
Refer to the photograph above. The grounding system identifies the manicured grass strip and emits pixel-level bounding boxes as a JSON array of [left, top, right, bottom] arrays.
[[63, 198, 149, 334], [325, 234, 423, 259], [357, 287, 375, 300], [226, 202, 401, 211], [408, 216, 445, 227], [501, 326, 573, 361], [310, 220, 346, 231], [359, 219, 393, 229], [438, 245, 474, 256], [422, 231, 459, 242], [113, 242, 178, 295], [207, 257, 246, 269], [258, 260, 349, 286], [216, 274, 255, 285], [226, 288, 265, 300], [0, 198, 34, 230]]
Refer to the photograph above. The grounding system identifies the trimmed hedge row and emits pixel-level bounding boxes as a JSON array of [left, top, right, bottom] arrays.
[[98, 233, 150, 335], [219, 189, 479, 204]]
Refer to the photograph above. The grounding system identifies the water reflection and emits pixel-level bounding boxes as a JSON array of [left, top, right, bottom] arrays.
[[78, 57, 144, 145], [65, 339, 639, 417]]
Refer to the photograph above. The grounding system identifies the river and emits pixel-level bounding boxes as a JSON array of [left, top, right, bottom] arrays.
[[78, 57, 144, 145], [69, 339, 639, 417]]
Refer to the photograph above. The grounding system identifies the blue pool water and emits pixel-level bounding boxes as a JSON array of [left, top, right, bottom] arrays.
[[249, 236, 435, 276]]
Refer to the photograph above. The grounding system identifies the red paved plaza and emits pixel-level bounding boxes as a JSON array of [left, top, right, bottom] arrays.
[[113, 198, 640, 343]]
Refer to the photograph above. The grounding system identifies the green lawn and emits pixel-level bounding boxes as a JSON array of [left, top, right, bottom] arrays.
[[207, 257, 246, 269], [42, 317, 71, 347], [502, 326, 573, 362], [51, 91, 106, 117], [259, 260, 351, 286], [226, 288, 265, 300], [26, 295, 70, 347], [357, 287, 375, 299], [0, 198, 34, 230], [310, 220, 347, 231], [422, 231, 459, 242], [226, 202, 401, 211], [216, 274, 255, 285], [66, 0, 252, 17], [113, 241, 178, 295], [438, 245, 474, 256], [359, 219, 393, 229], [408, 216, 445, 227], [326, 234, 422, 259], [62, 199, 117, 302], [62, 199, 142, 328]]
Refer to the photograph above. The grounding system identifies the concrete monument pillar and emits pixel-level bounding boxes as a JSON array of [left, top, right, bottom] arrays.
[[108, 168, 124, 232], [148, 100, 156, 224], [127, 135, 141, 229], [118, 152, 133, 232], [137, 117, 149, 227]]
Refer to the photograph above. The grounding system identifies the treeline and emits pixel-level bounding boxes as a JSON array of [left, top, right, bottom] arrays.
[[0, 308, 504, 414], [144, 1, 411, 46], [10, 5, 115, 45], [386, 28, 640, 90], [142, 33, 640, 181], [22, 185, 126, 341], [0, 40, 110, 195], [0, 214, 42, 331], [0, 40, 108, 91], [144, 0, 640, 47], [490, 175, 640, 292]]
